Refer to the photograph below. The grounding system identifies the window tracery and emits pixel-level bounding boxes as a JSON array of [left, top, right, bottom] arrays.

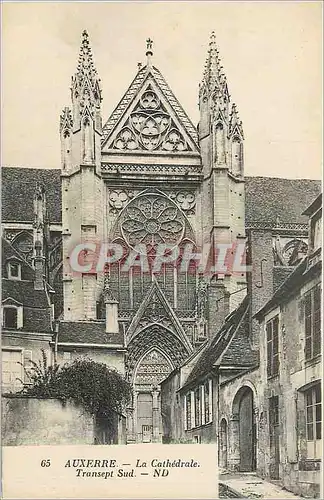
[[135, 349, 172, 386], [113, 88, 190, 152], [120, 193, 186, 250]]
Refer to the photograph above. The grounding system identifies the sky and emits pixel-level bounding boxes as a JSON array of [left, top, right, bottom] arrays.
[[2, 1, 322, 179]]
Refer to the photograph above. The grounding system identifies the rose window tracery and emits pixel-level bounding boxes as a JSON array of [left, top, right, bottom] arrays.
[[120, 194, 185, 249], [113, 88, 189, 152]]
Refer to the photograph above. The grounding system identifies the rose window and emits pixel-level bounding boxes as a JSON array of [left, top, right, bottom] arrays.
[[120, 194, 185, 249]]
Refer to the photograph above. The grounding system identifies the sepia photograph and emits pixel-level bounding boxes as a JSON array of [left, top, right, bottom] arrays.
[[1, 1, 322, 498]]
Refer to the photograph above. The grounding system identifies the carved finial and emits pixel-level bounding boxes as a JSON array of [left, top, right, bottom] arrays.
[[138, 62, 142, 70], [146, 38, 153, 52], [146, 38, 153, 67]]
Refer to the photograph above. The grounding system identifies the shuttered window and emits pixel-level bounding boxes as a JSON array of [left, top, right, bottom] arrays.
[[266, 315, 279, 378], [305, 284, 321, 360]]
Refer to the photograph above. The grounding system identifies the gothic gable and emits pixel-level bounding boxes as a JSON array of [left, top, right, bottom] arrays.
[[126, 278, 193, 353], [101, 67, 199, 155]]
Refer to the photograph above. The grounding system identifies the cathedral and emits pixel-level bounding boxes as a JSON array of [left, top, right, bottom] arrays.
[[1, 28, 321, 481]]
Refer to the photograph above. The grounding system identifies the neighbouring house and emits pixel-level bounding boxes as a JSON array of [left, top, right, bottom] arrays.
[[1, 237, 54, 393], [253, 193, 322, 498], [160, 194, 322, 498]]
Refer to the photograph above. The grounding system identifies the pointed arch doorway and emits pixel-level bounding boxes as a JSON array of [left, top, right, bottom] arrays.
[[133, 348, 173, 443]]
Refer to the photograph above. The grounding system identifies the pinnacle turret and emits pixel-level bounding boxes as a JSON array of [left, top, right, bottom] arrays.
[[71, 30, 102, 109], [59, 107, 73, 134], [229, 103, 244, 139], [200, 31, 227, 98]]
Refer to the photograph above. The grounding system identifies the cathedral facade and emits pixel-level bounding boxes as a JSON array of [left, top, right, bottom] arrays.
[[59, 30, 246, 444]]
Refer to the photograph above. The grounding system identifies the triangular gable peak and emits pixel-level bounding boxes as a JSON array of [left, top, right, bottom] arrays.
[[126, 278, 193, 353], [101, 65, 200, 157], [2, 297, 23, 307]]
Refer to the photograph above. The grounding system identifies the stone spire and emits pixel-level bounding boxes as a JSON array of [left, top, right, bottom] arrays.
[[200, 32, 228, 97], [71, 30, 102, 126]]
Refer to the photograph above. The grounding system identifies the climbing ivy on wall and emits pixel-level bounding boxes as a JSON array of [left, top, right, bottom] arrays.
[[20, 351, 132, 424]]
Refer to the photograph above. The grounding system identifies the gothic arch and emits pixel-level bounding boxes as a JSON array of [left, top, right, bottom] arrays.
[[132, 346, 174, 385], [219, 417, 229, 469], [232, 382, 258, 415], [126, 323, 190, 380], [11, 230, 34, 265]]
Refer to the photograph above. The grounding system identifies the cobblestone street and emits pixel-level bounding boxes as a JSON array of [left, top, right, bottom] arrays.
[[219, 472, 302, 499]]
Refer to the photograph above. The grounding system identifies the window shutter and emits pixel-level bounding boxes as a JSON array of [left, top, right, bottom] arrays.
[[23, 350, 32, 383], [17, 306, 23, 329], [184, 396, 187, 431], [208, 379, 213, 423], [190, 391, 195, 429], [201, 384, 205, 425]]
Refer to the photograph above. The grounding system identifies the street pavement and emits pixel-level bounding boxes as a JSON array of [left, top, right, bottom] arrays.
[[219, 471, 302, 499]]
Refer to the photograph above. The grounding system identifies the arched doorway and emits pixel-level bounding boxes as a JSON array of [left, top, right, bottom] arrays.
[[134, 348, 173, 443], [232, 386, 256, 472], [219, 418, 228, 469]]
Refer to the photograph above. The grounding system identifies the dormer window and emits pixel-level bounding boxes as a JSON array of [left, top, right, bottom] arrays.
[[6, 257, 22, 281], [3, 307, 18, 329], [311, 213, 322, 252], [8, 261, 21, 280], [1, 302, 23, 329]]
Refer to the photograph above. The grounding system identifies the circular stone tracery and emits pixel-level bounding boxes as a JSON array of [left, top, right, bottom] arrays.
[[120, 194, 185, 249]]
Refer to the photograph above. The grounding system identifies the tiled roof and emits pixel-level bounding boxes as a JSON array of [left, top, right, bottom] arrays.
[[273, 267, 295, 292], [1, 238, 49, 309], [245, 176, 321, 226], [1, 238, 53, 333], [255, 256, 321, 319], [1, 167, 61, 223], [58, 321, 124, 346], [219, 317, 259, 367], [184, 296, 255, 386], [2, 279, 50, 309], [1, 238, 34, 281], [1, 168, 320, 229]]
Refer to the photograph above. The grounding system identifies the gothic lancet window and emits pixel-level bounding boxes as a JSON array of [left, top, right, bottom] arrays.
[[215, 123, 225, 163], [63, 130, 71, 170], [83, 117, 93, 163], [109, 193, 197, 312], [231, 137, 242, 176]]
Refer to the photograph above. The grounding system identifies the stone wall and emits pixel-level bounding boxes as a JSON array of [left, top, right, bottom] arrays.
[[2, 396, 94, 445], [2, 396, 126, 446]]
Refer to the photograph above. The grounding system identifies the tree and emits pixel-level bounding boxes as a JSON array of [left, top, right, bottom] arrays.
[[21, 352, 132, 423]]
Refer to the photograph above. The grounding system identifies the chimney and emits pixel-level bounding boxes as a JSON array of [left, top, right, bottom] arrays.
[[34, 240, 45, 290], [103, 273, 119, 334]]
